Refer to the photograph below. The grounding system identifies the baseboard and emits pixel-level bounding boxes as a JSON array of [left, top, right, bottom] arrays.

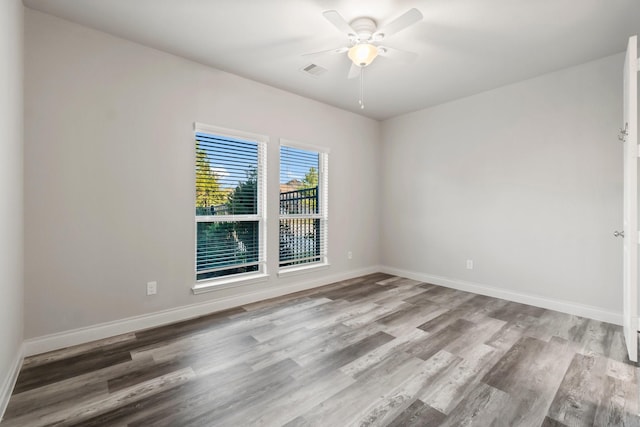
[[23, 265, 381, 357], [0, 344, 24, 422], [23, 265, 623, 358], [380, 266, 622, 326]]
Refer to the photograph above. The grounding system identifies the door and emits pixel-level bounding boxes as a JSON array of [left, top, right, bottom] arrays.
[[621, 35, 638, 363]]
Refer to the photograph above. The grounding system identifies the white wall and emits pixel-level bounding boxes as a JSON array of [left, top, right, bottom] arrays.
[[0, 0, 24, 415], [24, 9, 381, 340], [22, 5, 634, 347], [381, 54, 624, 318]]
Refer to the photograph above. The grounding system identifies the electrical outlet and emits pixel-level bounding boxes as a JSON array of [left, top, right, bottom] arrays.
[[466, 260, 473, 270], [347, 251, 353, 260], [146, 281, 157, 295]]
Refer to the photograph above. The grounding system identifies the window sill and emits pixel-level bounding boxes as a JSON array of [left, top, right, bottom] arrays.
[[278, 262, 330, 278], [192, 273, 270, 295]]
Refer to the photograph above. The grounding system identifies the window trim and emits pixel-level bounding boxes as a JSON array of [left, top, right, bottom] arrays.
[[192, 122, 269, 292], [278, 139, 329, 273]]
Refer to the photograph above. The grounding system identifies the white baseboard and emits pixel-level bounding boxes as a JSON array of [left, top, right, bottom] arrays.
[[22, 265, 624, 358], [23, 266, 381, 357], [380, 266, 622, 326], [0, 344, 24, 422]]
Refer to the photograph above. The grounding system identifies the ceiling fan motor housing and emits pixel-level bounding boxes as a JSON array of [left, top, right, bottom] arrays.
[[349, 17, 378, 42]]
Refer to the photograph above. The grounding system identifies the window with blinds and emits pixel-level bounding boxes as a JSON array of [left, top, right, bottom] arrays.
[[195, 123, 266, 282], [279, 142, 328, 269]]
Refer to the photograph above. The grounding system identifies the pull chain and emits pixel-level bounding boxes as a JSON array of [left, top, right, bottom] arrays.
[[359, 66, 365, 109]]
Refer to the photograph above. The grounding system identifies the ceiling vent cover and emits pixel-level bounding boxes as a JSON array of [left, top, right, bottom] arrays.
[[300, 63, 328, 78]]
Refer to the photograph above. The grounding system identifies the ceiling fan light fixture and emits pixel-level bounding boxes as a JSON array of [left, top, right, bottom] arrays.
[[348, 43, 378, 67], [315, 8, 423, 109]]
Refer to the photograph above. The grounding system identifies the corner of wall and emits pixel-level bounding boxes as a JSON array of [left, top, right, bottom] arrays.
[[0, 0, 25, 419], [0, 345, 24, 421]]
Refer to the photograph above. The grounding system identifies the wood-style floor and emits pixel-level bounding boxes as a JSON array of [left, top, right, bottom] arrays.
[[2, 273, 639, 426]]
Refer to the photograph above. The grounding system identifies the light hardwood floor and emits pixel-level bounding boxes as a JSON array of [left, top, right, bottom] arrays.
[[2, 273, 639, 426]]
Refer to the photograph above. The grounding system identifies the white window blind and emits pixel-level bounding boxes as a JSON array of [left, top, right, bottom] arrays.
[[279, 142, 328, 268], [195, 124, 266, 281]]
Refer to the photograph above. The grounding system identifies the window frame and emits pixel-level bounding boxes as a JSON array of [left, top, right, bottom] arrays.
[[278, 139, 329, 275], [192, 122, 268, 293]]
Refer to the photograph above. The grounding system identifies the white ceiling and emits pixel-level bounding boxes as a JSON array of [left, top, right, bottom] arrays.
[[23, 0, 640, 120]]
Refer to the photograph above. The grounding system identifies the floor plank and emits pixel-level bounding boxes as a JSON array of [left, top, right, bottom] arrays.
[[2, 273, 638, 427]]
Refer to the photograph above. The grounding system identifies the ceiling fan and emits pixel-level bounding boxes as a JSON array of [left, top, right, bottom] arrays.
[[305, 8, 424, 80]]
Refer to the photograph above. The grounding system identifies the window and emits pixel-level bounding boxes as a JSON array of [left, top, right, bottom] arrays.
[[194, 123, 266, 283], [279, 141, 328, 269]]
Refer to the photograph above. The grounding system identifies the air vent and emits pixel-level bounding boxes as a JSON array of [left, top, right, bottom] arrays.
[[300, 63, 328, 78]]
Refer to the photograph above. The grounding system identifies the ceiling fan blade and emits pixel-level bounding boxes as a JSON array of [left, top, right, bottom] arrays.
[[323, 10, 356, 36], [373, 8, 423, 40], [302, 46, 349, 57], [347, 63, 361, 79], [377, 46, 418, 63]]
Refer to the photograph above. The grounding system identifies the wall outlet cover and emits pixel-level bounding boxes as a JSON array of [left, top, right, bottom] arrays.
[[147, 281, 157, 295]]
